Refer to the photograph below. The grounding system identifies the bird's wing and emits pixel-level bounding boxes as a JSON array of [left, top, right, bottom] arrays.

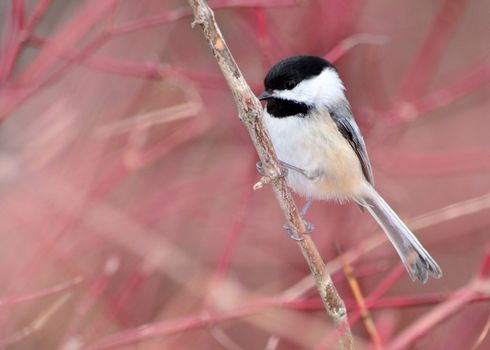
[[330, 106, 374, 185]]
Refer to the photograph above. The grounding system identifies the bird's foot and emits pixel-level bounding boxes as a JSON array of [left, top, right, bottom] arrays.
[[255, 161, 266, 176], [254, 161, 288, 190], [283, 219, 315, 241], [255, 161, 288, 177]]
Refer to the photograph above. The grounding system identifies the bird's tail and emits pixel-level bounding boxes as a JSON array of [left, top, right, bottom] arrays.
[[359, 184, 442, 283]]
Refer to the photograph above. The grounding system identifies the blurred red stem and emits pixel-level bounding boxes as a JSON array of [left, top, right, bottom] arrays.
[[254, 8, 274, 66], [110, 0, 298, 36], [325, 33, 388, 63], [15, 1, 116, 86], [28, 36, 226, 87], [316, 264, 406, 349], [285, 293, 490, 311], [83, 306, 263, 350], [388, 61, 490, 126], [397, 0, 470, 100], [83, 288, 490, 350], [1, 0, 298, 120], [387, 254, 490, 350], [0, 32, 109, 121], [0, 276, 83, 307], [0, 0, 26, 81], [373, 146, 490, 176], [60, 270, 112, 347], [211, 159, 256, 285], [388, 285, 479, 350], [22, 0, 53, 39], [89, 270, 147, 335]]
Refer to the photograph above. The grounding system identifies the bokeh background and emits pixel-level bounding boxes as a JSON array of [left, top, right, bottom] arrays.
[[1, 0, 489, 349]]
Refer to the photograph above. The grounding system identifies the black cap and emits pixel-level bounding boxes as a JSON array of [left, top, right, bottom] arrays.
[[263, 56, 334, 91]]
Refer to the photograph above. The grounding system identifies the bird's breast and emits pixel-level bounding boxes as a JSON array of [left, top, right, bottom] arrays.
[[263, 110, 365, 200]]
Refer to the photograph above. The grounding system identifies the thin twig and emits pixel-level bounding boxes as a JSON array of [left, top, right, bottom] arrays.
[[470, 312, 490, 350], [387, 61, 490, 125], [186, 1, 353, 349], [340, 252, 383, 350], [0, 293, 71, 347], [27, 36, 226, 88], [0, 276, 83, 307], [81, 287, 490, 349], [315, 264, 405, 349], [324, 33, 389, 63], [83, 307, 263, 350], [284, 293, 490, 312], [109, 0, 299, 36], [282, 191, 490, 300], [387, 254, 490, 350], [397, 0, 470, 100]]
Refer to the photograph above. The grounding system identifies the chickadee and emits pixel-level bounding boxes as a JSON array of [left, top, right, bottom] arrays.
[[258, 55, 442, 283]]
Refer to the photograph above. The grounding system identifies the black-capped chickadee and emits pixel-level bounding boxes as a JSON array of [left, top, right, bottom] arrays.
[[258, 55, 442, 283]]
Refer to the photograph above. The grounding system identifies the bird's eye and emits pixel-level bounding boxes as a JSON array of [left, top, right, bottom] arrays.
[[285, 81, 296, 89]]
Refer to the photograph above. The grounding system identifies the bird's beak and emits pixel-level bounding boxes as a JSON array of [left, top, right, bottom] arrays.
[[258, 90, 274, 101]]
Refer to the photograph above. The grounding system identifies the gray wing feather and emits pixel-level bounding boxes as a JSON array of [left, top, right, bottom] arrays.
[[329, 104, 374, 185]]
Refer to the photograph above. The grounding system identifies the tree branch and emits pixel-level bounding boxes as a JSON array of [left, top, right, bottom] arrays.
[[187, 1, 353, 349]]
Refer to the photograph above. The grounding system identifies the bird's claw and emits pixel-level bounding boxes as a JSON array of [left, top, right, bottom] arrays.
[[283, 220, 315, 241], [256, 161, 288, 177], [303, 220, 315, 233], [255, 161, 266, 176]]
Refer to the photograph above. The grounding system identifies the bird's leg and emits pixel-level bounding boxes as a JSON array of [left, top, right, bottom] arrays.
[[279, 161, 307, 177], [257, 160, 319, 182], [280, 161, 321, 182], [256, 161, 316, 240], [300, 198, 315, 233], [300, 198, 314, 217], [283, 198, 315, 240]]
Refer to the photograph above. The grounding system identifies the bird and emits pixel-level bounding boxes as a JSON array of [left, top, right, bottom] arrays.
[[257, 55, 442, 283]]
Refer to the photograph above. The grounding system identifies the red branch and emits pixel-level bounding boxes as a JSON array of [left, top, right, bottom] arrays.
[[373, 147, 490, 176], [83, 306, 264, 350], [397, 0, 471, 100], [109, 0, 298, 36], [15, 1, 116, 86], [0, 0, 26, 81], [0, 276, 84, 307], [387, 254, 490, 350], [82, 286, 490, 350], [27, 36, 226, 88], [0, 0, 298, 122], [285, 293, 490, 312], [315, 264, 406, 349], [388, 61, 490, 126], [324, 33, 388, 63]]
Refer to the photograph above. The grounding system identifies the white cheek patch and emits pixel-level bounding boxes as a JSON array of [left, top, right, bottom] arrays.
[[274, 68, 346, 107]]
